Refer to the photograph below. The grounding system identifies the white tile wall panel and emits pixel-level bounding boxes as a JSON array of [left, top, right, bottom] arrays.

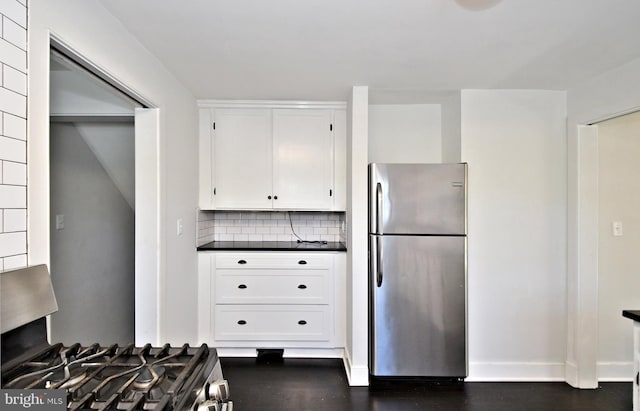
[[0, 135, 25, 162], [0, 38, 26, 72], [0, 231, 25, 257], [0, 1, 26, 28], [2, 16, 26, 50], [2, 161, 25, 185], [197, 210, 346, 244], [0, 208, 3, 231], [0, 86, 25, 117], [3, 64, 26, 95], [3, 113, 26, 139], [3, 253, 27, 270], [3, 208, 25, 232], [0, 184, 25, 208]]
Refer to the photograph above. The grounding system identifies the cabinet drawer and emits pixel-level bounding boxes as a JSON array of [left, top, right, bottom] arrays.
[[215, 270, 329, 304], [215, 254, 330, 269], [214, 305, 330, 341]]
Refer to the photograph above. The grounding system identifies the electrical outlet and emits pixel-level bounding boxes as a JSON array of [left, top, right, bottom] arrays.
[[612, 221, 623, 237], [177, 218, 183, 236]]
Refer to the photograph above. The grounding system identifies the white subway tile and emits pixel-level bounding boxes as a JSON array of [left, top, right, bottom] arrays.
[[313, 227, 328, 235], [241, 212, 256, 220], [321, 220, 335, 227], [227, 227, 242, 234], [269, 227, 285, 234], [3, 253, 26, 270], [248, 234, 263, 241], [219, 234, 234, 241], [263, 234, 277, 241], [277, 234, 292, 242], [234, 234, 249, 242], [255, 227, 270, 234], [321, 235, 336, 242], [0, 184, 24, 208], [3, 65, 26, 95], [241, 227, 255, 234], [0, 231, 25, 257], [3, 209, 27, 233], [2, 161, 25, 185], [0, 38, 25, 72], [0, 1, 26, 28], [2, 16, 26, 50], [307, 220, 321, 227], [234, 219, 248, 227], [3, 113, 26, 140], [0, 86, 25, 117], [327, 227, 339, 235], [0, 137, 27, 162]]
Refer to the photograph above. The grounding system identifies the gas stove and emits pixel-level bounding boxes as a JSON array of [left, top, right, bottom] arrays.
[[1, 265, 232, 411]]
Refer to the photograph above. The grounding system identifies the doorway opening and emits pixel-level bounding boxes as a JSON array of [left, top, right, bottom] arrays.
[[48, 43, 160, 345]]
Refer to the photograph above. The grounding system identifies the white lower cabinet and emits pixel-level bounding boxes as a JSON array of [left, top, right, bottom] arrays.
[[198, 251, 346, 355]]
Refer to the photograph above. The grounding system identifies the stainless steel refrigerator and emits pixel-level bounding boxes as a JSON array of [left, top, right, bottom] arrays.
[[368, 163, 468, 378]]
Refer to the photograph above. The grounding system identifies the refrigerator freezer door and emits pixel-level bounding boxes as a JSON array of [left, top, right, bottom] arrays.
[[369, 234, 467, 377], [369, 163, 467, 235]]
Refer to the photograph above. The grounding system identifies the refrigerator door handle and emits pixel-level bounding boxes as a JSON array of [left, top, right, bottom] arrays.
[[376, 236, 383, 287], [376, 182, 383, 234]]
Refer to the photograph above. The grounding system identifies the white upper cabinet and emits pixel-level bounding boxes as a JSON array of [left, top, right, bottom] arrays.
[[272, 109, 333, 210], [214, 108, 272, 209], [198, 101, 347, 211]]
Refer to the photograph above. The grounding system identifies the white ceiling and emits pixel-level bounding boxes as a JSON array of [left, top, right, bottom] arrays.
[[97, 0, 640, 101]]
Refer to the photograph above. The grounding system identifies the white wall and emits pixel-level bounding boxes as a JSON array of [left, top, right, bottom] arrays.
[[566, 56, 640, 387], [596, 111, 640, 380], [0, 0, 27, 271], [368, 104, 441, 163], [29, 0, 199, 344], [461, 89, 567, 380]]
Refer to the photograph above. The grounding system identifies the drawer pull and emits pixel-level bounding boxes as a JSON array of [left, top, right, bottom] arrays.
[[298, 260, 307, 265], [237, 260, 247, 265], [238, 284, 247, 289], [237, 320, 247, 325], [297, 284, 307, 289], [298, 320, 307, 325]]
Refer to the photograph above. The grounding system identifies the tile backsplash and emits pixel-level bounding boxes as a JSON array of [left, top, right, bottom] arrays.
[[197, 210, 346, 246]]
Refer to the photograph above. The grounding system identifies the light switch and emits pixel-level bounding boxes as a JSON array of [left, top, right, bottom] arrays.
[[177, 218, 183, 236], [612, 221, 623, 237], [56, 214, 64, 230]]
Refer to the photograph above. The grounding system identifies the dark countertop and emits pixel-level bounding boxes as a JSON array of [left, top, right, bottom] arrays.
[[197, 241, 347, 252], [622, 310, 640, 322]]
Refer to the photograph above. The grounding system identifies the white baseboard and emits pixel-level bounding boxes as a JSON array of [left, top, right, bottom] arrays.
[[466, 361, 566, 382], [343, 348, 369, 386], [597, 361, 634, 382], [215, 347, 344, 358]]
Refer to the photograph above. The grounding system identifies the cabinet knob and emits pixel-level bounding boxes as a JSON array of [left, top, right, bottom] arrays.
[[237, 320, 247, 325], [274, 195, 278, 200], [298, 260, 307, 265], [238, 260, 247, 264], [238, 284, 247, 289], [297, 284, 307, 289], [298, 320, 307, 325], [267, 195, 272, 200]]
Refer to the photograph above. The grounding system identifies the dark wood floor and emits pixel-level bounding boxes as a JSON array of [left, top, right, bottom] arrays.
[[220, 357, 632, 411]]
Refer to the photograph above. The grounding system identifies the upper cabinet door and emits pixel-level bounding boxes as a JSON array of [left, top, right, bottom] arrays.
[[213, 108, 273, 209], [272, 109, 333, 210]]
